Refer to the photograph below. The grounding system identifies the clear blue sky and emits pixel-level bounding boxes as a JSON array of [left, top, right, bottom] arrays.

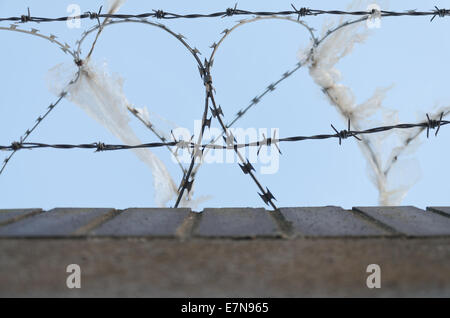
[[1, 0, 449, 210]]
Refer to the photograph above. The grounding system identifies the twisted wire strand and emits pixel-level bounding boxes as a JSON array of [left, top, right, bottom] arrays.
[[203, 15, 323, 209], [0, 22, 80, 176], [1, 6, 449, 23], [382, 110, 450, 177], [76, 18, 211, 207], [74, 17, 206, 181], [2, 6, 450, 207], [127, 105, 187, 175], [209, 15, 317, 65], [0, 69, 81, 175], [0, 24, 76, 59], [207, 88, 278, 209], [188, 16, 317, 180], [190, 61, 304, 179], [2, 117, 448, 152], [75, 18, 203, 67], [188, 15, 367, 206], [174, 80, 211, 207]]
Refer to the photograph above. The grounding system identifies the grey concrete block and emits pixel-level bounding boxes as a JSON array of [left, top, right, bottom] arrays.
[[0, 209, 41, 226], [194, 208, 280, 238], [279, 206, 390, 237], [90, 208, 191, 237], [427, 207, 450, 218], [0, 208, 114, 237], [2, 238, 450, 297], [353, 206, 450, 236]]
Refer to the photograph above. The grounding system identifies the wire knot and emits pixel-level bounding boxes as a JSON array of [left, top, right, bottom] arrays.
[[257, 131, 282, 155], [291, 4, 310, 20], [95, 142, 106, 152], [297, 7, 310, 17], [85, 6, 102, 26], [224, 4, 238, 17], [369, 8, 381, 19], [87, 12, 99, 19], [153, 10, 166, 19], [431, 6, 450, 21], [331, 119, 361, 145], [21, 7, 31, 23], [11, 142, 22, 151], [426, 113, 444, 137]]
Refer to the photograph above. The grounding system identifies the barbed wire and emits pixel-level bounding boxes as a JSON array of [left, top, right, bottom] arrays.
[[188, 15, 317, 187], [1, 5, 450, 24], [2, 115, 447, 152], [127, 105, 187, 176], [2, 5, 450, 208], [0, 70, 81, 176], [2, 113, 447, 209], [174, 15, 322, 208], [0, 24, 76, 58], [188, 59, 305, 181]]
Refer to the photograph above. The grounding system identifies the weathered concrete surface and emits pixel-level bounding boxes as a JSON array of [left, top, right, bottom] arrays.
[[0, 238, 449, 297], [90, 208, 191, 237], [194, 208, 280, 238], [428, 207, 450, 217], [280, 207, 391, 237], [1, 206, 449, 297], [0, 209, 41, 226], [353, 206, 450, 236], [0, 208, 114, 237]]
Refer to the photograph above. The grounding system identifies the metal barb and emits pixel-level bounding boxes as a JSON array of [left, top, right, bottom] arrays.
[[259, 188, 276, 206], [95, 142, 106, 152], [20, 7, 31, 23], [431, 6, 450, 22], [239, 160, 255, 174], [153, 9, 166, 19], [291, 4, 310, 21], [426, 112, 444, 137], [331, 119, 361, 145], [85, 5, 103, 27], [222, 3, 238, 18]]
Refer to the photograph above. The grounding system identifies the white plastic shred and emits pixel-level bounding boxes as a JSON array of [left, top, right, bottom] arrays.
[[134, 106, 178, 142], [43, 0, 214, 208], [43, 0, 448, 207], [298, 0, 429, 205], [46, 59, 181, 206], [106, 0, 127, 15]]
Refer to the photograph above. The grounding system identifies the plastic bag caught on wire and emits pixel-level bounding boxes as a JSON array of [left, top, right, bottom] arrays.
[[46, 59, 179, 206], [106, 0, 127, 14], [133, 106, 178, 142], [45, 0, 209, 207], [131, 106, 213, 207], [297, 0, 422, 205]]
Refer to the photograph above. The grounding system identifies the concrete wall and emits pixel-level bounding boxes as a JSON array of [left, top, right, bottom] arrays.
[[1, 206, 450, 297]]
